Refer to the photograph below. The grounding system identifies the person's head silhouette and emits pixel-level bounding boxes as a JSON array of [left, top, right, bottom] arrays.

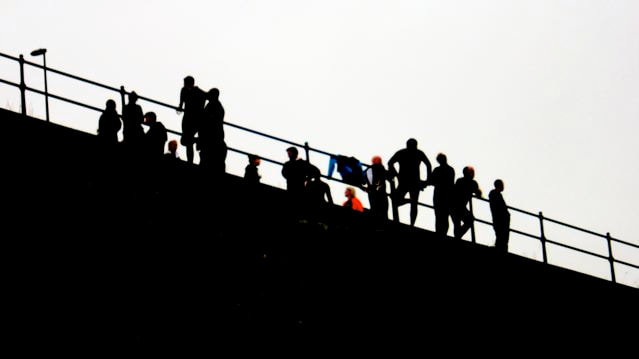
[[168, 139, 178, 155], [248, 154, 261, 167], [463, 166, 475, 179], [407, 138, 418, 150], [371, 156, 383, 165], [308, 165, 321, 181], [436, 153, 447, 165], [144, 111, 157, 125], [286, 146, 298, 161], [207, 88, 220, 101], [345, 186, 357, 199], [129, 91, 138, 104], [184, 75, 195, 88], [105, 99, 116, 111], [494, 179, 504, 192]]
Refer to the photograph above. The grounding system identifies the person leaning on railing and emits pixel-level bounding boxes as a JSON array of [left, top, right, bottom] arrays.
[[489, 179, 511, 252], [452, 166, 482, 240]]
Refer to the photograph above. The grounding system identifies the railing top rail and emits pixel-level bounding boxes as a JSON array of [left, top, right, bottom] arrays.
[[224, 121, 306, 150], [134, 93, 179, 111], [19, 56, 123, 94], [0, 52, 19, 61]]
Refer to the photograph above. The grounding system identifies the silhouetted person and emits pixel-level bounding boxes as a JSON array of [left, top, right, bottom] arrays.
[[97, 99, 121, 144], [365, 155, 389, 220], [281, 146, 309, 195], [306, 165, 333, 206], [177, 75, 206, 164], [343, 186, 364, 212], [388, 138, 432, 226], [452, 166, 482, 240], [122, 91, 145, 146], [427, 153, 455, 237], [164, 139, 181, 161], [489, 179, 511, 253], [143, 111, 167, 160], [198, 88, 227, 175], [244, 154, 261, 184], [328, 154, 364, 187]]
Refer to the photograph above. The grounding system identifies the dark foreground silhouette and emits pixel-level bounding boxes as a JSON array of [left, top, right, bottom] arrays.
[[2, 108, 637, 355]]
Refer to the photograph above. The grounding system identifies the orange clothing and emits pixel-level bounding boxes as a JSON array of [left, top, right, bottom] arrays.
[[343, 197, 364, 212]]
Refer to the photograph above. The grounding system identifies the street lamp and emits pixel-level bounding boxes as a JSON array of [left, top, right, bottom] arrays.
[[30, 48, 49, 122]]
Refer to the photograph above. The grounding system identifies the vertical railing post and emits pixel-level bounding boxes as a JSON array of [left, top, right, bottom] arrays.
[[606, 232, 616, 283], [539, 212, 548, 264], [469, 196, 476, 244], [390, 179, 399, 223], [19, 54, 27, 116], [42, 53, 49, 122], [304, 141, 310, 162], [119, 86, 127, 115]]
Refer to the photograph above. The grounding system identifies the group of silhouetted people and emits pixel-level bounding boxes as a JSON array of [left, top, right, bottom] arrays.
[[97, 76, 227, 176], [278, 138, 511, 252], [97, 78, 511, 252]]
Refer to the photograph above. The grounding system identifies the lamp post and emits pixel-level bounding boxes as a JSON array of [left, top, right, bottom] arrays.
[[30, 48, 49, 122]]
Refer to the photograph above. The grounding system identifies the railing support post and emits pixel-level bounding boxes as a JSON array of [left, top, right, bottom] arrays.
[[120, 86, 127, 116], [304, 141, 310, 162], [539, 211, 548, 264], [469, 196, 476, 244], [19, 54, 26, 116], [606, 232, 616, 283], [42, 53, 49, 122]]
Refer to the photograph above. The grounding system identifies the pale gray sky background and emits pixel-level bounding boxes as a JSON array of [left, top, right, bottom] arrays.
[[1, 0, 638, 287]]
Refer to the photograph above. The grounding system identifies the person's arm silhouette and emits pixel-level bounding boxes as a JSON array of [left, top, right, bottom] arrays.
[[421, 152, 432, 189], [325, 182, 334, 204], [177, 86, 185, 114], [387, 153, 399, 180]]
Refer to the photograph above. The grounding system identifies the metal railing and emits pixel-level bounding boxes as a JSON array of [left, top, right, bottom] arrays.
[[1, 50, 637, 287]]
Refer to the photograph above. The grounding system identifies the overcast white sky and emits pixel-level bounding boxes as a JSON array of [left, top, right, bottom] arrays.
[[2, 0, 638, 286]]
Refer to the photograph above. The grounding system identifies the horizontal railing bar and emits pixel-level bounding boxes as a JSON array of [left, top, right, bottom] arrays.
[[543, 216, 608, 239], [0, 52, 19, 61], [545, 238, 610, 261], [21, 58, 123, 94], [0, 78, 19, 88], [227, 146, 284, 167], [224, 121, 305, 149], [135, 94, 179, 111], [474, 195, 538, 217], [609, 237, 639, 250], [26, 86, 103, 113], [475, 217, 543, 240], [613, 259, 639, 270]]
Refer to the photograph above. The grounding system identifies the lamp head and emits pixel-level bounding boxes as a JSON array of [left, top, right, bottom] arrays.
[[30, 48, 47, 56]]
